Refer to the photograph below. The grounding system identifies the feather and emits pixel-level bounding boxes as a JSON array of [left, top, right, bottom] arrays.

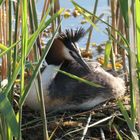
[[58, 27, 85, 43]]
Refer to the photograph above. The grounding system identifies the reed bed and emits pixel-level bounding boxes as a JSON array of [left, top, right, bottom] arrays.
[[0, 0, 139, 139]]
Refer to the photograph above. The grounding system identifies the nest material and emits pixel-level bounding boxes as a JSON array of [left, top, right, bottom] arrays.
[[22, 96, 130, 140]]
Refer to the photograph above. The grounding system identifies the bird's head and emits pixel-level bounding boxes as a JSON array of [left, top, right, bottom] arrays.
[[46, 28, 91, 72]]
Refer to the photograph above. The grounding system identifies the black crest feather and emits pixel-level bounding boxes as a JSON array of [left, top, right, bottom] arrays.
[[58, 27, 85, 43]]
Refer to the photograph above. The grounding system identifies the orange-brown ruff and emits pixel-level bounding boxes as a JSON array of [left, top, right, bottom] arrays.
[[26, 28, 125, 111]]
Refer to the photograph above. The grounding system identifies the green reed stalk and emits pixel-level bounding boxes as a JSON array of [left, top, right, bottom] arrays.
[[19, 20, 62, 106], [0, 2, 63, 139], [103, 41, 112, 68], [28, 0, 49, 139], [0, 1, 18, 139], [0, 0, 3, 5], [71, 0, 139, 139], [3, 7, 63, 97], [19, 23, 61, 139], [135, 0, 140, 134], [7, 3, 12, 138], [118, 0, 139, 139], [18, 0, 28, 139], [71, 0, 129, 48], [0, 14, 64, 136]]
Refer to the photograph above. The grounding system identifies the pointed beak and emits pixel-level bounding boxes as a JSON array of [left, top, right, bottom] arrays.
[[72, 53, 91, 72]]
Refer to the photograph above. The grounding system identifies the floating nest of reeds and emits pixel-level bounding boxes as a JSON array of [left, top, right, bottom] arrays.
[[21, 95, 131, 140]]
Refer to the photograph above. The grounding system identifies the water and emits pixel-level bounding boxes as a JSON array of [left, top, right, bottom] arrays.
[[37, 0, 110, 49]]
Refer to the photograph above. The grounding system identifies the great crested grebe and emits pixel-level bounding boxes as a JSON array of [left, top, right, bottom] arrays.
[[26, 28, 125, 111]]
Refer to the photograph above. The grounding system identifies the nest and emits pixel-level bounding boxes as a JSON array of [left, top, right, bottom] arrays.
[[22, 96, 131, 140]]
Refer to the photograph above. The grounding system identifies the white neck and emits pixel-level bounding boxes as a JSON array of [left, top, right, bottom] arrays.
[[25, 64, 61, 110], [41, 64, 61, 91]]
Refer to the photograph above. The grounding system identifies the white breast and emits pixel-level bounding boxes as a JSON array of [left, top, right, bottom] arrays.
[[25, 64, 60, 110]]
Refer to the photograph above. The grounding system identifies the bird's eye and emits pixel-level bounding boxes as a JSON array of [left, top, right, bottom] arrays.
[[69, 51, 75, 58], [69, 50, 73, 56]]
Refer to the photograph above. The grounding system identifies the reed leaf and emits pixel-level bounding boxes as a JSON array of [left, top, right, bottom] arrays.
[[30, 0, 38, 30], [0, 41, 20, 57], [119, 0, 129, 28], [19, 21, 62, 106], [118, 101, 139, 140], [57, 69, 103, 88], [7, 2, 14, 138], [0, 94, 18, 137], [103, 41, 112, 68], [3, 8, 64, 96], [21, 0, 28, 97], [0, 43, 8, 51], [0, 5, 63, 140], [71, 0, 129, 49], [27, 8, 64, 55], [18, 0, 28, 139], [0, 0, 3, 5], [105, 28, 130, 53], [28, 1, 49, 139]]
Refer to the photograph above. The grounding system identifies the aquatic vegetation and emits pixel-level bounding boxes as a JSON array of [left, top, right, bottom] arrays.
[[0, 0, 139, 139]]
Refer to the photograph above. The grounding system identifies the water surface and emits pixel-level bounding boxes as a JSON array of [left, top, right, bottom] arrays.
[[37, 0, 110, 49]]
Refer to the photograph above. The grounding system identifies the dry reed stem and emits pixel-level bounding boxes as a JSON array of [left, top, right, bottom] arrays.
[[1, 4, 7, 79]]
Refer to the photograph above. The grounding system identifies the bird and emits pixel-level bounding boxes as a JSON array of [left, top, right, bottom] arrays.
[[25, 28, 125, 112]]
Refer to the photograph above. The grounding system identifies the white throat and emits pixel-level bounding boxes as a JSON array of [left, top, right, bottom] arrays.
[[25, 64, 61, 110], [41, 64, 61, 91]]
